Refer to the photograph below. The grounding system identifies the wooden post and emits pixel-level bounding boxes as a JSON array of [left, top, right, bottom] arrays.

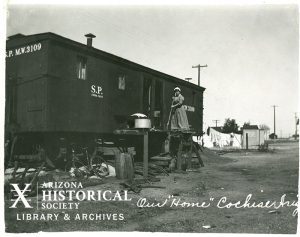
[[193, 144, 204, 167], [177, 139, 183, 170], [187, 136, 193, 169], [143, 131, 148, 178], [12, 161, 19, 182], [30, 162, 46, 186]]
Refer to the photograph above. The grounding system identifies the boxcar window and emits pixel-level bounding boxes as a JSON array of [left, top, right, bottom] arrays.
[[118, 75, 126, 90], [77, 56, 87, 80]]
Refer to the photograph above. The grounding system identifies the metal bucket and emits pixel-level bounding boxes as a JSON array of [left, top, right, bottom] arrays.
[[134, 118, 151, 129]]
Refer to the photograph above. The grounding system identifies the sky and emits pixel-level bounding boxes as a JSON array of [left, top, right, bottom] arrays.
[[5, 3, 299, 137]]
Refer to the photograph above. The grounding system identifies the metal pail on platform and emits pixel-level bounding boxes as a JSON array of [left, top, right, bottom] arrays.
[[134, 118, 151, 129]]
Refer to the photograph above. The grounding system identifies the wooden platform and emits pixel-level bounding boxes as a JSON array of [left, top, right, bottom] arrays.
[[113, 128, 204, 178]]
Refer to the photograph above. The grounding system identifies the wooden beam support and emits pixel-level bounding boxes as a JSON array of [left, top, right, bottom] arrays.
[[193, 143, 204, 167], [143, 131, 149, 178], [187, 137, 193, 169], [177, 140, 183, 170]]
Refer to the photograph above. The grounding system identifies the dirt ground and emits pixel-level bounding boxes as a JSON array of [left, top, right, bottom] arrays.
[[5, 141, 299, 234]]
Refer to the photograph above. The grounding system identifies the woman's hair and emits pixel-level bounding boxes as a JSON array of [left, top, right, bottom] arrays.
[[174, 87, 181, 92]]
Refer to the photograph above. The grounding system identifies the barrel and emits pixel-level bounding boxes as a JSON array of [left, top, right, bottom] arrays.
[[115, 152, 134, 180]]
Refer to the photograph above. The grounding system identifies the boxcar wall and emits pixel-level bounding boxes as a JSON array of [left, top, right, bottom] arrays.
[[5, 33, 205, 161], [44, 34, 204, 134], [6, 36, 50, 133], [46, 38, 144, 134]]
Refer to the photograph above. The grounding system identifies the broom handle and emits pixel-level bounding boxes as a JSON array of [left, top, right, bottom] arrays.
[[166, 101, 174, 129]]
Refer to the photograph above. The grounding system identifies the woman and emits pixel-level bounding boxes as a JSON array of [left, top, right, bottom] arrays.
[[170, 87, 189, 130]]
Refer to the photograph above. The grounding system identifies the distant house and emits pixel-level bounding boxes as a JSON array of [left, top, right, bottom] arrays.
[[242, 125, 265, 149]]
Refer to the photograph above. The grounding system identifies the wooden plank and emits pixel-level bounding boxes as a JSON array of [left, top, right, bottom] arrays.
[[193, 144, 204, 167], [187, 137, 193, 169], [177, 140, 183, 170], [30, 162, 45, 186], [12, 161, 18, 182], [150, 156, 172, 161], [143, 132, 149, 178], [150, 160, 169, 167], [140, 185, 166, 189]]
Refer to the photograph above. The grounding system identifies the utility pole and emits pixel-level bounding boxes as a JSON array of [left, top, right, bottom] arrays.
[[271, 105, 278, 139], [192, 64, 207, 86], [212, 120, 220, 127]]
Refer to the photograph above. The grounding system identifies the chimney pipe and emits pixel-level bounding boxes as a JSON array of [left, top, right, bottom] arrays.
[[85, 33, 96, 47]]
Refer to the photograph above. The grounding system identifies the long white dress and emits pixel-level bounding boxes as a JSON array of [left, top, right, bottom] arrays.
[[170, 94, 189, 130]]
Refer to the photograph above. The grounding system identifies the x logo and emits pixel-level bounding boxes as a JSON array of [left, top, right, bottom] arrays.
[[10, 184, 33, 208]]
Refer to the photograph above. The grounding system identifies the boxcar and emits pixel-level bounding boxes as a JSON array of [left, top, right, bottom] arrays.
[[5, 32, 205, 164]]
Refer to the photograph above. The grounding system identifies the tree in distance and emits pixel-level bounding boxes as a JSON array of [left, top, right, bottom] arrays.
[[259, 124, 270, 131], [222, 118, 239, 133]]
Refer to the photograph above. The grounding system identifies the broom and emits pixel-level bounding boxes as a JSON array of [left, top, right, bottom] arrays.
[[166, 99, 175, 130]]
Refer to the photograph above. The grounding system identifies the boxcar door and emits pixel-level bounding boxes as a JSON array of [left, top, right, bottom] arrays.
[[143, 78, 164, 129], [153, 80, 163, 129], [143, 78, 152, 119]]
